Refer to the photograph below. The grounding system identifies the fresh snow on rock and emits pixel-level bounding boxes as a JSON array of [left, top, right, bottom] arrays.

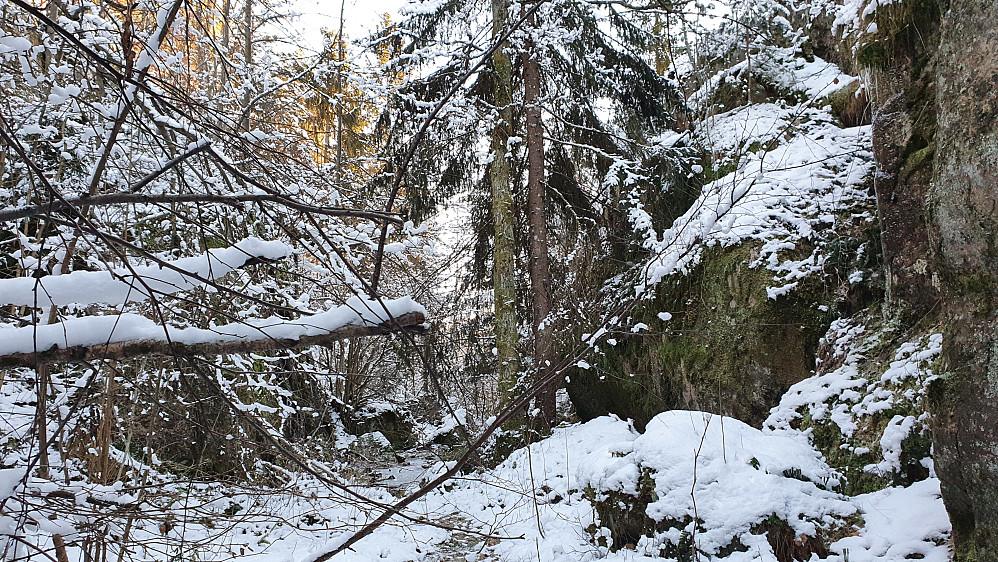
[[637, 102, 875, 292], [830, 478, 951, 561], [767, 321, 942, 477], [588, 411, 853, 555]]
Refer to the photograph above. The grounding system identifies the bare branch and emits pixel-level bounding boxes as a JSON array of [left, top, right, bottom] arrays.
[[0, 191, 403, 225]]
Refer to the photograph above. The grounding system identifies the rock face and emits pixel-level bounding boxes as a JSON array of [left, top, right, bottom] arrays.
[[927, 0, 998, 557], [861, 0, 943, 323], [568, 243, 836, 430]]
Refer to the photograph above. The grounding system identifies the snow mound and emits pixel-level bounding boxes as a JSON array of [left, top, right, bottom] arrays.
[[830, 478, 950, 561], [448, 412, 951, 561], [584, 411, 854, 557]]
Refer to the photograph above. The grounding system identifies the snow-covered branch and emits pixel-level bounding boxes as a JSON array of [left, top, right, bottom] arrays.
[[0, 237, 291, 307], [0, 297, 427, 368], [0, 192, 403, 225]]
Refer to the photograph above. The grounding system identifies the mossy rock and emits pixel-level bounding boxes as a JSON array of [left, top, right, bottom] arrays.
[[769, 310, 940, 495], [567, 242, 833, 429], [343, 403, 416, 449], [589, 482, 844, 562], [587, 469, 660, 548]]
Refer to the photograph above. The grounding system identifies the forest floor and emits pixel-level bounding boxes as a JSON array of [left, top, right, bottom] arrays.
[[140, 412, 950, 562]]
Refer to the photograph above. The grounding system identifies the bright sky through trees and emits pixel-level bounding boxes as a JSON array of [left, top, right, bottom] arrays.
[[293, 0, 405, 50]]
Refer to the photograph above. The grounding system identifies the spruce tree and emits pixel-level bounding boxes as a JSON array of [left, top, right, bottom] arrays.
[[379, 0, 697, 429]]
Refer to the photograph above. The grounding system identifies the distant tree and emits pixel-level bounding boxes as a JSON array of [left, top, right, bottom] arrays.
[[377, 0, 696, 427]]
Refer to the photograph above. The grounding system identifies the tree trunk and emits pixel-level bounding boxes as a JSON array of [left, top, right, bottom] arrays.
[[221, 0, 231, 49], [652, 14, 668, 76], [927, 0, 998, 557], [522, 9, 555, 426], [490, 0, 519, 403], [240, 0, 253, 131], [336, 0, 346, 175], [221, 0, 231, 83]]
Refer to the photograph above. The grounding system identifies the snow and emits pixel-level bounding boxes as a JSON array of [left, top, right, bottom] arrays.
[[790, 58, 855, 100], [0, 295, 425, 355], [830, 479, 950, 561], [767, 320, 943, 480], [0, 237, 292, 307], [875, 415, 919, 474], [582, 412, 852, 554], [768, 326, 941, 439], [417, 413, 947, 562], [333, 412, 946, 562], [690, 53, 852, 112], [418, 408, 468, 443], [638, 103, 875, 291], [0, 35, 33, 55], [0, 398, 951, 562]]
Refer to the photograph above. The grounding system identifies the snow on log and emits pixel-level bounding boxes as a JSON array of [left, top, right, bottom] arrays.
[[0, 296, 427, 368], [0, 237, 292, 307]]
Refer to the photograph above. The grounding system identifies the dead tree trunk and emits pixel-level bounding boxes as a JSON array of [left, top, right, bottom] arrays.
[[0, 312, 426, 369]]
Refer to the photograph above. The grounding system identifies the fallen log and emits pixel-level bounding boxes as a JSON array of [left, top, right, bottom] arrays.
[[0, 311, 426, 369]]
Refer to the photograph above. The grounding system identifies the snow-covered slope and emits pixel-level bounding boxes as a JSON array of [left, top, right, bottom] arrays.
[[0, 409, 948, 562]]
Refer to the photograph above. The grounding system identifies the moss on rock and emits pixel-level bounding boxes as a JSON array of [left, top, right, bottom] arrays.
[[568, 242, 832, 429]]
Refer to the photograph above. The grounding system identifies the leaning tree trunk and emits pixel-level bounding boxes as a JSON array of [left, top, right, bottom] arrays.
[[521, 9, 555, 426], [490, 0, 519, 403], [927, 0, 998, 558]]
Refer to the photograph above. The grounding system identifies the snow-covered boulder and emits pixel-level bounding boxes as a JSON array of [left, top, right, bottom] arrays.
[[581, 411, 856, 558], [343, 401, 416, 449], [766, 313, 942, 493]]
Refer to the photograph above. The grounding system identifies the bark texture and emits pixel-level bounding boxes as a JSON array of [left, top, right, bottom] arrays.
[[240, 0, 253, 131], [522, 10, 555, 425], [489, 0, 520, 401], [927, 0, 998, 557]]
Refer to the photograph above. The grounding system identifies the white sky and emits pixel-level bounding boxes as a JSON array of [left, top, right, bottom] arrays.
[[291, 0, 406, 50]]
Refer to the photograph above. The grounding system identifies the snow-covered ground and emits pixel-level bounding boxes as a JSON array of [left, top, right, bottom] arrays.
[[0, 19, 948, 562], [0, 408, 950, 562]]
